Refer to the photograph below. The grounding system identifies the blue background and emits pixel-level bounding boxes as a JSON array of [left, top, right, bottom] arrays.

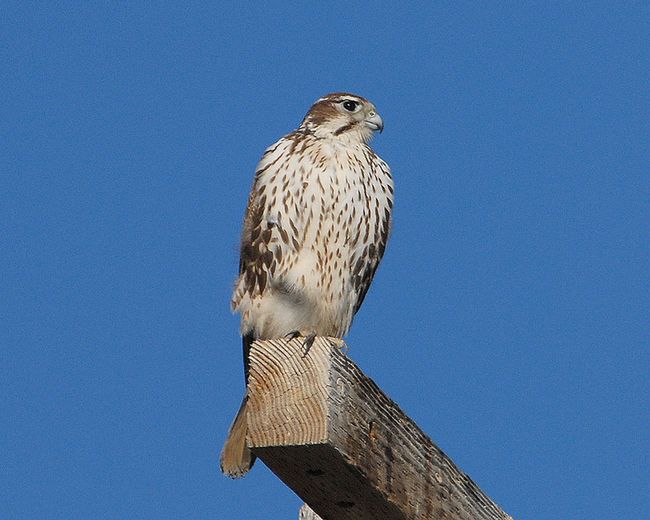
[[3, 2, 648, 519]]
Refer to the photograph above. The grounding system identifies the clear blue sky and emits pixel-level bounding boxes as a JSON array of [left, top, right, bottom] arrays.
[[3, 2, 648, 519]]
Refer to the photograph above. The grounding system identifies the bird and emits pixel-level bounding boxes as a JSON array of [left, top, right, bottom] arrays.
[[220, 93, 394, 478]]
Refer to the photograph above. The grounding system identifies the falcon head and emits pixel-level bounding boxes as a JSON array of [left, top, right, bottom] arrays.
[[299, 93, 384, 143]]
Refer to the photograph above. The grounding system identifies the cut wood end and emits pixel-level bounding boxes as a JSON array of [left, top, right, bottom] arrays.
[[247, 337, 345, 448]]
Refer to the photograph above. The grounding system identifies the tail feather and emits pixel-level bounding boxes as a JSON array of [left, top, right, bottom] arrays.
[[220, 395, 255, 478], [221, 335, 257, 478]]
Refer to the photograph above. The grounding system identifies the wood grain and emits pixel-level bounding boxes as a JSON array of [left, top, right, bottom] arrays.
[[247, 337, 513, 520]]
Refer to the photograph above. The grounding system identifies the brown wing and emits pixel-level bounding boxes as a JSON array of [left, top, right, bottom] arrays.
[[238, 187, 273, 294], [233, 135, 304, 309], [351, 204, 392, 316], [350, 150, 393, 316]]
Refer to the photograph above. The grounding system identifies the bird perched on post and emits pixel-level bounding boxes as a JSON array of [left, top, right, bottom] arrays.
[[221, 93, 394, 478]]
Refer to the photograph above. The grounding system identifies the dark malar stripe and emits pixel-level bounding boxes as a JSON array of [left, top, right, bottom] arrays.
[[334, 122, 356, 136]]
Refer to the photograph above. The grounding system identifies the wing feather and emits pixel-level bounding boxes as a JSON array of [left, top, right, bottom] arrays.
[[232, 134, 306, 311], [350, 153, 393, 316]]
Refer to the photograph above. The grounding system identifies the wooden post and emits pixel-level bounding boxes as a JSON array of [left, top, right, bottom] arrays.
[[298, 504, 323, 520], [247, 337, 513, 520]]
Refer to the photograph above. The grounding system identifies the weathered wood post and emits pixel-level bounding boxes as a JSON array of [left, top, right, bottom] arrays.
[[298, 504, 322, 520], [245, 337, 513, 520]]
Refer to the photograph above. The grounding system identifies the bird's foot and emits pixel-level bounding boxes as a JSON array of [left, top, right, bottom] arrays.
[[284, 330, 302, 341], [284, 330, 317, 357], [301, 333, 317, 357]]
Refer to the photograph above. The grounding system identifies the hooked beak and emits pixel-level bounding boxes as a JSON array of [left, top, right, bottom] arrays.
[[364, 111, 384, 133]]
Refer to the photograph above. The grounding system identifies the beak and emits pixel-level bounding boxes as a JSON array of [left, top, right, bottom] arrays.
[[364, 111, 384, 133]]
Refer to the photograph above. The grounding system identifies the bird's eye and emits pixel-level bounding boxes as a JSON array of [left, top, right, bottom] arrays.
[[342, 100, 359, 112]]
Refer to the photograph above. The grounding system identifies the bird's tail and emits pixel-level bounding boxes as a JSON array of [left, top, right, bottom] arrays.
[[220, 334, 256, 478], [220, 395, 255, 478]]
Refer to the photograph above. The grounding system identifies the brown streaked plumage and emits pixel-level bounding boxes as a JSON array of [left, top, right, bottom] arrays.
[[221, 93, 393, 478]]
